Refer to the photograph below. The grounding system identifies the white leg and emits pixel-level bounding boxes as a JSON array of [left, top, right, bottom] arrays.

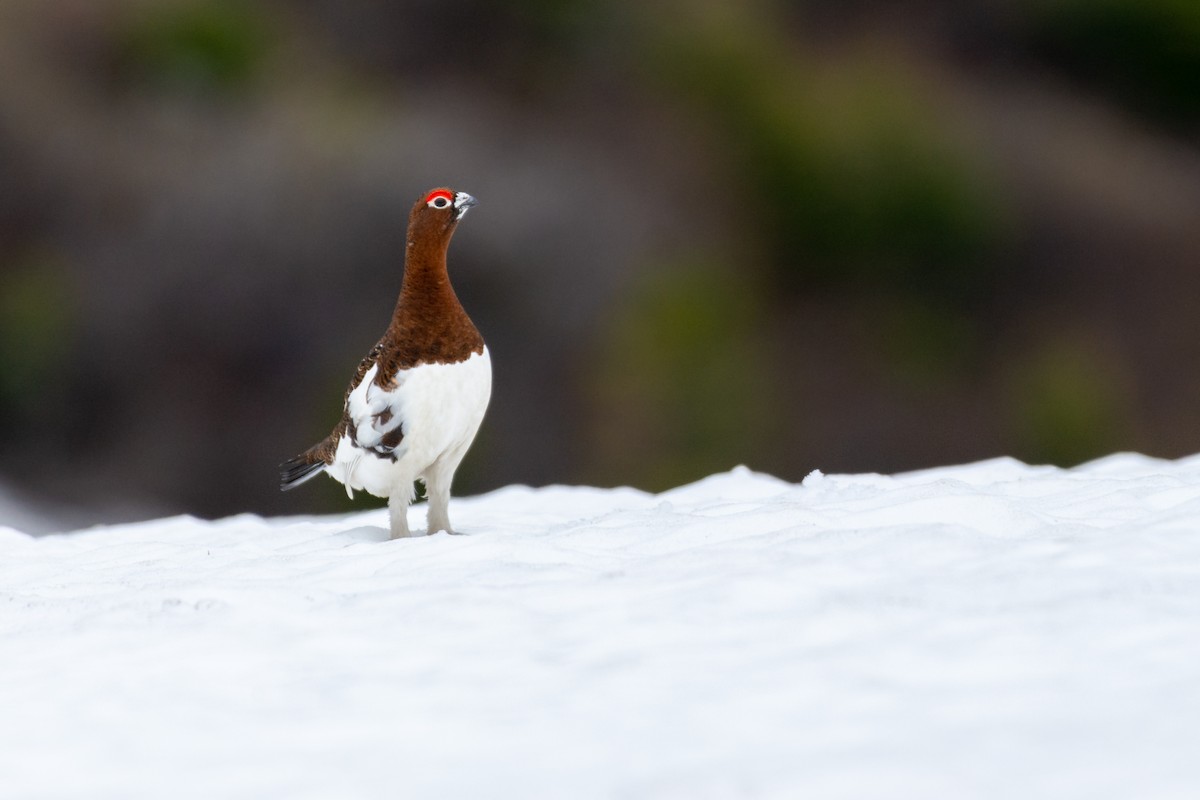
[[424, 445, 469, 535], [426, 481, 452, 534], [387, 482, 416, 539]]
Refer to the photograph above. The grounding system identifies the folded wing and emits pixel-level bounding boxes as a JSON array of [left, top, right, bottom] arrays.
[[346, 363, 407, 460]]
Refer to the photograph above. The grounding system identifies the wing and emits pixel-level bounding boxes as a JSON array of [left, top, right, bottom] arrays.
[[344, 361, 406, 460]]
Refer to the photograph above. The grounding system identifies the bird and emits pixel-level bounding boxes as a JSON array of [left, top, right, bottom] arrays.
[[280, 187, 491, 538]]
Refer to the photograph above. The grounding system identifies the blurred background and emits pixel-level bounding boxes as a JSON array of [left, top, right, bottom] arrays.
[[2, 0, 1200, 531]]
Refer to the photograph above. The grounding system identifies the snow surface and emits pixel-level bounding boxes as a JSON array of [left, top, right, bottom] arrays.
[[4, 454, 1200, 799]]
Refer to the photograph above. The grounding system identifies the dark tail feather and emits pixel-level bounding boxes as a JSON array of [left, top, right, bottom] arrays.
[[280, 454, 326, 491]]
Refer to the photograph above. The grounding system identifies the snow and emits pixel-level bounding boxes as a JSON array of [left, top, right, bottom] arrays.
[[4, 454, 1200, 799]]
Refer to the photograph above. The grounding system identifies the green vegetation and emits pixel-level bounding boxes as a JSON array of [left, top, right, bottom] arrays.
[[877, 301, 981, 388], [115, 0, 272, 94], [589, 260, 774, 490], [651, 13, 1007, 301], [1008, 336, 1132, 467], [1030, 0, 1200, 126], [0, 254, 74, 421]]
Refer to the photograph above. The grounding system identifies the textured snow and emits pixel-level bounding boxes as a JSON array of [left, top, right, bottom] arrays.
[[3, 454, 1200, 799]]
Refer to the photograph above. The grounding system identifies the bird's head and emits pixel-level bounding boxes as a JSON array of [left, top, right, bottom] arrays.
[[409, 187, 478, 243]]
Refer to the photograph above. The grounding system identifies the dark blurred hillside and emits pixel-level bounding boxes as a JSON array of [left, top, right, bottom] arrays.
[[2, 0, 1199, 528]]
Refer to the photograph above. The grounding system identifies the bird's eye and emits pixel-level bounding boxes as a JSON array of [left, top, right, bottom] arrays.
[[425, 189, 455, 209]]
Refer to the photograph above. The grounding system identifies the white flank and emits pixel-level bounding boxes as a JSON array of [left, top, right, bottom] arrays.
[[326, 348, 492, 498]]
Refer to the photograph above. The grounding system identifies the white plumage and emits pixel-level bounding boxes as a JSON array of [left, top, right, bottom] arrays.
[[280, 186, 490, 539], [327, 349, 492, 536]]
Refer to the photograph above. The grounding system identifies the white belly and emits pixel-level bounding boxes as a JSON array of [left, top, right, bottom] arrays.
[[326, 347, 492, 498]]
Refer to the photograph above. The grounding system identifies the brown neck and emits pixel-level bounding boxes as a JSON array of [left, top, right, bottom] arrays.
[[396, 239, 456, 311], [379, 226, 483, 371]]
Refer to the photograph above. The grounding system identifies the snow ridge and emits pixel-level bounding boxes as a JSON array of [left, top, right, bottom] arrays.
[[3, 454, 1200, 799]]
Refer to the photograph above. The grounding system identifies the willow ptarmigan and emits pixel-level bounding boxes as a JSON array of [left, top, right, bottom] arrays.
[[280, 187, 491, 538]]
